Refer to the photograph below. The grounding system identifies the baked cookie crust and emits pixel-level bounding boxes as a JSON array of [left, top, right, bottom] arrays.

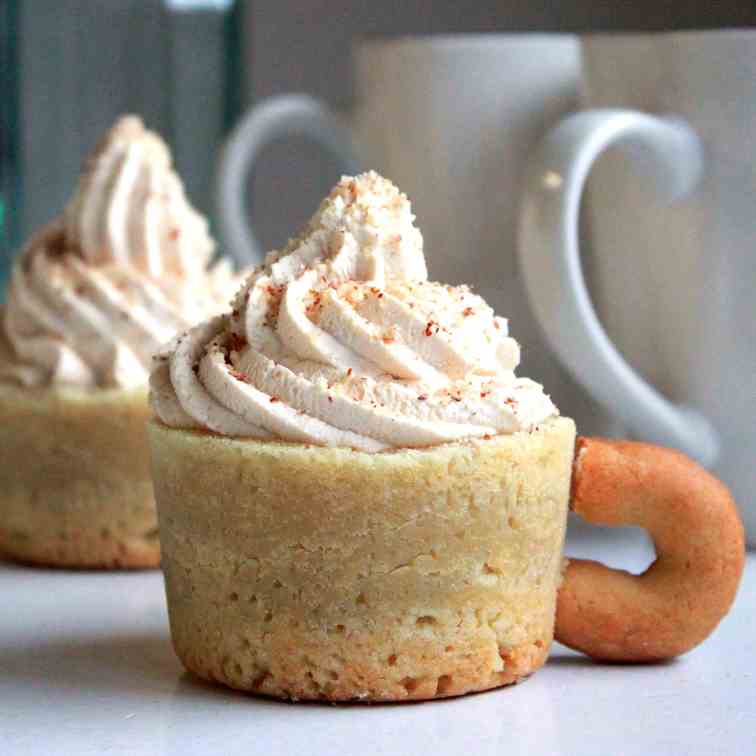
[[149, 416, 576, 701]]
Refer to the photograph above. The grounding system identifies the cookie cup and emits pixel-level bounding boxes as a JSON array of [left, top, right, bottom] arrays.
[[149, 416, 575, 702], [0, 383, 159, 568]]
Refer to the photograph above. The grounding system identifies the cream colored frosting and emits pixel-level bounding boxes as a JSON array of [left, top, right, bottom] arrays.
[[151, 172, 557, 450], [0, 116, 239, 389]]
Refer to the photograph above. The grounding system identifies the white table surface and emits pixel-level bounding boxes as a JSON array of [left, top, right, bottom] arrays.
[[1, 525, 754, 756]]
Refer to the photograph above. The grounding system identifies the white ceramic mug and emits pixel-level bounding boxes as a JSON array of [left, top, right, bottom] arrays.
[[519, 30, 756, 543], [216, 35, 610, 428]]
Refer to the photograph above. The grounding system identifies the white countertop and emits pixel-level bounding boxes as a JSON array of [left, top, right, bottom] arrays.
[[1, 525, 754, 756]]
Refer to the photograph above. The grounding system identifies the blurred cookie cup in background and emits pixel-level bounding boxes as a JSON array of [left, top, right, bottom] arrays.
[[0, 116, 242, 569]]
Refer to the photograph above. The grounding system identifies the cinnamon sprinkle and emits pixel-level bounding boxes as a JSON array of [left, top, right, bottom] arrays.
[[45, 231, 68, 261], [229, 369, 251, 384], [227, 332, 247, 354], [305, 293, 322, 317]]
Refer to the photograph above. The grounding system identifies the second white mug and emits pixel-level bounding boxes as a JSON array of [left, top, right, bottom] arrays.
[[519, 30, 756, 543]]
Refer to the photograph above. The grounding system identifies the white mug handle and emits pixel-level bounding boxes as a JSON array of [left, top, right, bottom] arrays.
[[519, 109, 720, 467], [216, 94, 360, 266]]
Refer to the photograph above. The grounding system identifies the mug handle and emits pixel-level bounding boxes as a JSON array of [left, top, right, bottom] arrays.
[[558, 436, 744, 661], [216, 94, 361, 267], [519, 109, 719, 467]]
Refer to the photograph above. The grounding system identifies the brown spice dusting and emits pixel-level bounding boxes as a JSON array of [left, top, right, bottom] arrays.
[[263, 283, 286, 325], [424, 321, 434, 337], [306, 293, 322, 314], [417, 394, 428, 401], [228, 332, 247, 354], [168, 228, 180, 241], [463, 306, 474, 317], [347, 368, 353, 377], [266, 284, 285, 298], [269, 396, 279, 403], [45, 231, 68, 260], [480, 391, 489, 398], [229, 369, 251, 384], [483, 434, 493, 440], [493, 320, 501, 330]]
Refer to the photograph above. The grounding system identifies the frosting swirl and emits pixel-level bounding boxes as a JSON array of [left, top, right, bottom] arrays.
[[151, 172, 557, 450], [1, 116, 238, 389]]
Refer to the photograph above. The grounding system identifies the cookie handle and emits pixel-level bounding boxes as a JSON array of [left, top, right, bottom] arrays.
[[556, 436, 745, 661]]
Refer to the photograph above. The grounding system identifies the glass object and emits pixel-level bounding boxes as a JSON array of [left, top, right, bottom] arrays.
[[0, 1, 21, 295]]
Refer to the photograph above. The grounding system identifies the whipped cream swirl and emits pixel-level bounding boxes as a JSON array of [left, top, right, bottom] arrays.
[[1, 116, 238, 389], [151, 172, 557, 450]]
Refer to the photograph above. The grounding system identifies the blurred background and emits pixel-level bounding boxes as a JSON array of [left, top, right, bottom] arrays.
[[245, 1, 756, 253], [2, 0, 756, 259], [2, 1, 756, 444]]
